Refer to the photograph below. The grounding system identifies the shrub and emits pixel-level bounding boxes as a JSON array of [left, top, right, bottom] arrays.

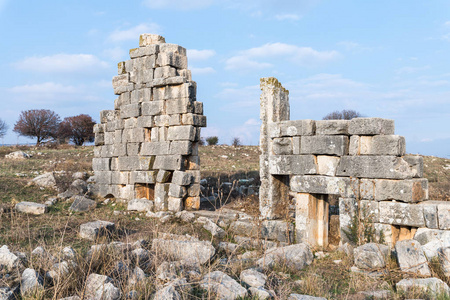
[[231, 137, 241, 147], [206, 136, 219, 146], [323, 109, 363, 120]]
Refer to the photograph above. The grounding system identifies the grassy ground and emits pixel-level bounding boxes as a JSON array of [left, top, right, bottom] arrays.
[[0, 144, 449, 299]]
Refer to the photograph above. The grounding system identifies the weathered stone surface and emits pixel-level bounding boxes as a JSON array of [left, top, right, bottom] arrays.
[[151, 238, 215, 265], [240, 269, 267, 288], [200, 271, 247, 300], [403, 155, 424, 178], [269, 155, 317, 175], [414, 228, 445, 245], [300, 135, 349, 156], [85, 273, 121, 300], [437, 202, 450, 230], [272, 138, 293, 155], [30, 172, 57, 189], [349, 135, 405, 156], [20, 268, 44, 297], [168, 197, 183, 212], [175, 210, 195, 223], [315, 120, 349, 135], [79, 221, 115, 241], [316, 155, 340, 176], [288, 294, 327, 300], [127, 198, 153, 212], [395, 239, 431, 276], [336, 156, 416, 179], [438, 247, 450, 277], [421, 232, 450, 259], [360, 178, 428, 203], [291, 175, 358, 198], [172, 171, 192, 186], [348, 118, 395, 135], [0, 245, 22, 270], [196, 217, 226, 238], [69, 196, 96, 212], [256, 243, 313, 271], [353, 243, 389, 269], [15, 202, 48, 215], [378, 201, 424, 227], [269, 120, 315, 138], [339, 198, 357, 244], [155, 183, 170, 211], [153, 285, 180, 300], [261, 220, 294, 243], [5, 151, 30, 160], [396, 278, 450, 295], [421, 202, 439, 229], [139, 34, 165, 46], [46, 261, 71, 282], [0, 287, 18, 300]]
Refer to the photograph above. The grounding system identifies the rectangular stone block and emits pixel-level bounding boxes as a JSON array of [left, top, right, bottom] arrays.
[[300, 135, 349, 156], [116, 92, 131, 109], [186, 155, 200, 170], [185, 196, 200, 210], [95, 171, 112, 184], [168, 197, 183, 212], [119, 184, 134, 200], [379, 202, 425, 227], [316, 155, 340, 176], [100, 110, 119, 124], [104, 132, 115, 145], [360, 178, 428, 203], [349, 135, 406, 156], [113, 144, 127, 157], [156, 52, 188, 69], [336, 156, 416, 179], [186, 170, 201, 183], [130, 88, 151, 104], [349, 118, 395, 135], [110, 158, 119, 170], [166, 98, 194, 115], [112, 74, 129, 89], [125, 143, 139, 156], [167, 125, 195, 141], [168, 183, 187, 198], [154, 183, 169, 211], [154, 115, 170, 127], [403, 155, 424, 178], [158, 127, 168, 141], [360, 200, 379, 223], [181, 113, 206, 127], [94, 133, 104, 146], [268, 155, 317, 175], [137, 116, 153, 128], [140, 142, 170, 156], [169, 114, 181, 126], [373, 223, 394, 247], [154, 66, 177, 79], [315, 120, 349, 135], [111, 172, 129, 185], [124, 118, 137, 129], [141, 101, 164, 116], [272, 138, 292, 155], [172, 171, 193, 186], [153, 155, 184, 171], [157, 170, 172, 183], [193, 101, 203, 114], [130, 171, 156, 184], [160, 43, 187, 55], [136, 156, 155, 171], [292, 137, 301, 155], [169, 141, 192, 155], [120, 103, 140, 119], [290, 175, 358, 198], [93, 158, 111, 171], [187, 183, 200, 196], [130, 128, 145, 143], [93, 123, 105, 133], [420, 201, 439, 229], [117, 156, 139, 171], [130, 44, 159, 57], [269, 120, 315, 138], [130, 57, 154, 84], [437, 202, 450, 230], [100, 145, 114, 158]]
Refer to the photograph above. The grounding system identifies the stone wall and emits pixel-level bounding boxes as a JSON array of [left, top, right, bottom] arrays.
[[93, 34, 206, 212], [260, 77, 450, 247]]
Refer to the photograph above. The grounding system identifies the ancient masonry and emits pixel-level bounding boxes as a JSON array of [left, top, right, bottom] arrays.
[[259, 77, 450, 247], [93, 34, 206, 212]]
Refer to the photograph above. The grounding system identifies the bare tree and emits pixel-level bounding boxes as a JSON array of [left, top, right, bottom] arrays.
[[232, 137, 241, 147], [58, 114, 96, 146], [0, 119, 8, 138], [323, 109, 363, 120], [14, 109, 61, 145]]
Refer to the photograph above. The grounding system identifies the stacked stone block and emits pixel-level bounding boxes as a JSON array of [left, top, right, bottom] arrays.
[[93, 34, 206, 212], [259, 77, 448, 248]]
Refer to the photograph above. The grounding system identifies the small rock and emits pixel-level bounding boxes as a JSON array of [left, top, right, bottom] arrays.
[[395, 239, 431, 276], [62, 246, 77, 260], [15, 202, 48, 215], [249, 287, 275, 299], [288, 294, 327, 300], [0, 245, 23, 270], [79, 220, 115, 241], [196, 217, 225, 238], [5, 151, 30, 160], [333, 260, 342, 265], [218, 242, 239, 253], [46, 261, 71, 282], [358, 290, 392, 299], [256, 243, 313, 271], [240, 268, 267, 288], [175, 210, 195, 222], [200, 271, 247, 300], [354, 243, 389, 269], [85, 274, 121, 300], [30, 172, 57, 190], [20, 268, 44, 297], [131, 248, 151, 268], [127, 198, 154, 212], [396, 277, 450, 295], [69, 195, 96, 212], [128, 267, 146, 286]]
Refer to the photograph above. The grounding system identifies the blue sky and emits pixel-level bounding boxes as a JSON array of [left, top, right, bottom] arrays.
[[0, 0, 449, 157]]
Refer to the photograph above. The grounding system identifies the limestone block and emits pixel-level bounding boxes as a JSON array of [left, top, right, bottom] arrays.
[[155, 183, 170, 211], [354, 243, 389, 269], [272, 138, 292, 155], [168, 183, 187, 198], [100, 145, 114, 158], [396, 278, 450, 295], [378, 202, 425, 227], [103, 132, 114, 145], [373, 223, 394, 247], [403, 155, 424, 178], [172, 171, 193, 186], [111, 172, 129, 185], [154, 115, 170, 127], [181, 113, 207, 127], [395, 239, 431, 276], [94, 133, 104, 146], [269, 120, 315, 138], [292, 136, 301, 155], [185, 196, 200, 210], [110, 158, 119, 170], [113, 144, 127, 157], [141, 101, 164, 116], [120, 103, 140, 119], [187, 155, 200, 170], [129, 45, 159, 58], [114, 83, 134, 95], [156, 52, 187, 69], [114, 129, 123, 144], [118, 61, 126, 74], [187, 183, 200, 196], [136, 116, 153, 128], [79, 220, 115, 241], [291, 175, 358, 198], [130, 171, 156, 184], [360, 178, 428, 203], [168, 197, 183, 212], [418, 202, 438, 229], [336, 156, 416, 179], [128, 198, 153, 212], [139, 34, 165, 46], [360, 200, 379, 223], [126, 143, 140, 156], [112, 74, 129, 89], [348, 118, 395, 135], [15, 202, 48, 215], [160, 43, 187, 55], [140, 142, 170, 156], [315, 120, 349, 135], [93, 123, 105, 134], [129, 57, 154, 84], [169, 141, 192, 155], [193, 101, 203, 114], [187, 170, 201, 183], [301, 135, 349, 156], [166, 99, 193, 115], [117, 92, 131, 108], [437, 202, 450, 230], [349, 135, 405, 156], [168, 114, 181, 126], [100, 110, 119, 124], [339, 198, 357, 243], [261, 220, 294, 243], [268, 155, 317, 175], [167, 125, 195, 141], [153, 155, 184, 171], [94, 171, 112, 184], [317, 155, 340, 176], [93, 158, 111, 171], [130, 88, 151, 104], [154, 66, 177, 79], [117, 156, 140, 171], [156, 170, 172, 183]]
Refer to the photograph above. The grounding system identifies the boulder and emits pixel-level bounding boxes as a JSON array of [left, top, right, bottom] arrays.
[[62, 246, 77, 260], [395, 239, 430, 276], [127, 198, 154, 212], [256, 243, 313, 271], [46, 261, 71, 282], [20, 268, 44, 298], [421, 231, 450, 259], [5, 151, 30, 160], [131, 248, 151, 268], [0, 245, 22, 270], [151, 238, 215, 265], [15, 201, 48, 215], [79, 220, 115, 241], [200, 271, 247, 300], [85, 273, 121, 300], [69, 195, 96, 212], [396, 277, 450, 295], [30, 172, 57, 189], [353, 243, 389, 269]]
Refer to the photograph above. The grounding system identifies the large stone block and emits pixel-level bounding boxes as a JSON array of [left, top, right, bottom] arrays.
[[167, 125, 195, 141], [420, 201, 439, 229], [272, 138, 292, 155], [269, 120, 315, 138], [94, 171, 112, 184], [120, 103, 140, 119], [15, 202, 48, 215], [154, 183, 169, 211], [126, 143, 140, 156], [168, 183, 186, 198], [300, 135, 348, 156], [172, 171, 193, 186], [140, 142, 170, 156], [403, 155, 424, 178], [129, 45, 159, 58], [395, 239, 431, 276], [141, 101, 164, 116], [111, 172, 129, 185], [131, 88, 151, 103], [360, 178, 428, 203], [154, 66, 177, 79], [268, 155, 317, 175], [156, 52, 188, 69], [112, 74, 129, 89], [166, 98, 194, 114], [315, 120, 349, 135], [336, 156, 416, 179], [118, 156, 154, 171], [153, 155, 184, 171], [160, 43, 187, 55], [130, 171, 156, 184], [168, 197, 183, 212], [92, 158, 111, 171], [339, 197, 357, 243], [348, 118, 395, 135], [181, 113, 207, 127], [316, 155, 340, 176], [360, 200, 379, 223], [169, 141, 192, 155], [139, 34, 165, 46], [437, 202, 450, 230], [100, 110, 119, 124], [378, 202, 425, 227], [349, 135, 405, 156], [79, 221, 115, 241], [290, 175, 358, 198]]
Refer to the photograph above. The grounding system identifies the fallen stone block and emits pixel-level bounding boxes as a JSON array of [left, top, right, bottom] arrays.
[[354, 243, 389, 269], [200, 271, 248, 300], [151, 238, 215, 265], [30, 172, 57, 190], [15, 202, 48, 215], [396, 278, 449, 296], [0, 245, 22, 270], [79, 221, 115, 241], [288, 294, 327, 300], [69, 196, 96, 212], [5, 151, 31, 160], [127, 198, 153, 212], [395, 239, 431, 276], [256, 243, 313, 271], [437, 202, 450, 230], [85, 273, 121, 300], [240, 269, 267, 288], [20, 268, 44, 298], [348, 118, 395, 135]]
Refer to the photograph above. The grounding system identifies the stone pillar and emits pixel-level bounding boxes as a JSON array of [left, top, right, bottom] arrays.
[[295, 193, 329, 247], [259, 77, 290, 219]]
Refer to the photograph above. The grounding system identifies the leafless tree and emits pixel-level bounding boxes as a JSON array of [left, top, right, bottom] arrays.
[[0, 119, 8, 138], [323, 109, 363, 120], [58, 114, 96, 146], [13, 109, 61, 145]]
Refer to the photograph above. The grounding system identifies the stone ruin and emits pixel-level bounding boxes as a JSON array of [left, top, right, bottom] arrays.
[[93, 34, 450, 248], [93, 34, 205, 212]]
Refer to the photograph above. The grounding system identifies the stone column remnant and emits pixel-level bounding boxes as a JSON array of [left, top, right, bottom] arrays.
[[93, 34, 206, 212]]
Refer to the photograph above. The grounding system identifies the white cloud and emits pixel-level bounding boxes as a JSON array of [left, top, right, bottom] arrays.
[[395, 65, 430, 75], [14, 54, 108, 73], [103, 47, 127, 61], [142, 0, 213, 10], [190, 67, 216, 75], [274, 14, 300, 21], [109, 23, 161, 42], [226, 43, 339, 70], [187, 49, 216, 61]]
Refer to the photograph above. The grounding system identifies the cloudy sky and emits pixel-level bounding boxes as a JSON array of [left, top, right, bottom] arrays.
[[0, 1, 449, 157]]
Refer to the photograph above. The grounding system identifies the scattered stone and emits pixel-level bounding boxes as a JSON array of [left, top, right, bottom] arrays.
[[46, 261, 71, 282], [59, 296, 81, 300], [20, 268, 44, 298], [195, 217, 225, 238], [127, 198, 154, 212], [353, 243, 389, 269], [79, 220, 115, 241], [200, 271, 247, 300], [288, 294, 327, 300], [395, 239, 431, 276], [131, 248, 151, 268], [69, 195, 96, 212], [62, 246, 77, 260], [396, 278, 450, 295], [249, 287, 275, 299], [30, 172, 57, 190], [151, 238, 215, 265], [240, 268, 267, 288], [153, 285, 180, 300], [72, 172, 88, 180], [0, 245, 22, 270], [421, 231, 450, 259], [256, 243, 313, 271], [218, 242, 239, 253], [45, 196, 58, 206], [5, 151, 30, 160], [15, 201, 48, 215], [175, 210, 195, 222], [85, 273, 121, 300]]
